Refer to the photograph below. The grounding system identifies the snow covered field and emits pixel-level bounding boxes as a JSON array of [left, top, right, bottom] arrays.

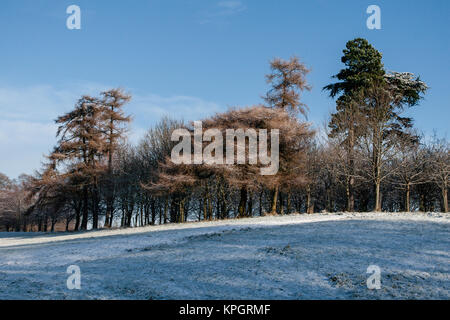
[[0, 212, 449, 300]]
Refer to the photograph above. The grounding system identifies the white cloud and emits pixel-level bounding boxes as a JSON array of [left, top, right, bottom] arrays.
[[0, 120, 57, 178], [199, 1, 247, 24], [131, 94, 222, 123], [217, 1, 246, 12], [0, 84, 222, 178]]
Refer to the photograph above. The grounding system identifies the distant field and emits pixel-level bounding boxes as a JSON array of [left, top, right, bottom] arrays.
[[0, 212, 448, 300]]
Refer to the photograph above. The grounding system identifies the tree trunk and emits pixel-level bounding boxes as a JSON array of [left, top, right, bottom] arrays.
[[202, 199, 207, 221], [306, 185, 314, 214], [105, 111, 115, 228], [326, 187, 332, 212], [220, 187, 227, 219], [375, 181, 381, 212], [74, 208, 80, 231], [151, 199, 156, 225], [247, 191, 253, 217], [238, 186, 247, 218], [419, 192, 425, 212], [287, 192, 292, 214], [405, 183, 411, 212], [126, 208, 133, 227], [347, 126, 355, 212], [207, 193, 212, 220], [442, 187, 448, 213], [164, 197, 168, 224], [373, 125, 383, 212], [179, 198, 185, 223], [92, 183, 99, 230], [279, 192, 284, 215], [105, 200, 112, 228], [259, 190, 263, 216], [80, 186, 89, 230], [121, 208, 125, 227], [43, 215, 48, 232], [346, 176, 355, 212], [296, 197, 302, 213], [270, 185, 279, 214]]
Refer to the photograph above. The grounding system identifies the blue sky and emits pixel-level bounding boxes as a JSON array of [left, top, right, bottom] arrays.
[[0, 0, 449, 178]]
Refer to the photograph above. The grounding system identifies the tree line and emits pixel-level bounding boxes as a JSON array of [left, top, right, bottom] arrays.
[[0, 38, 448, 232]]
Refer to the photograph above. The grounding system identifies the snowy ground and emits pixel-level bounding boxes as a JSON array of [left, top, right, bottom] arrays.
[[0, 212, 449, 300]]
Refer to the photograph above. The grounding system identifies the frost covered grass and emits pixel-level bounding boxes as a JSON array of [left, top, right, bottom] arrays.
[[0, 212, 448, 300]]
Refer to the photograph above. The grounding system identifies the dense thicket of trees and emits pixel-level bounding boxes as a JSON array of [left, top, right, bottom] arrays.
[[0, 39, 448, 232]]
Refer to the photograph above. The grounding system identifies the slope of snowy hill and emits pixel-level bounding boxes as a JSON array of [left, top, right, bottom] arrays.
[[0, 212, 449, 300]]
